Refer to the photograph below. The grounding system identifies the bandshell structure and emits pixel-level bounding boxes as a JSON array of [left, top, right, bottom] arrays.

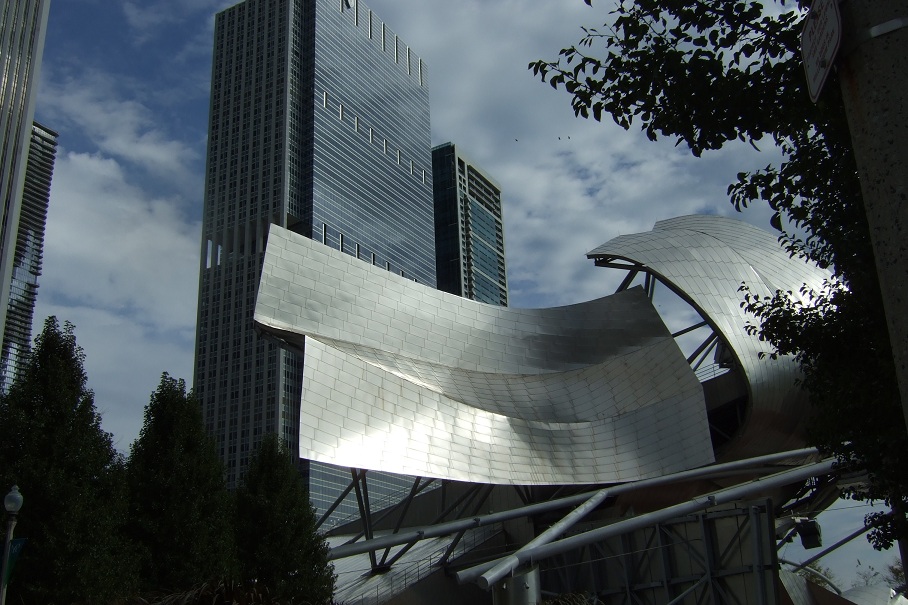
[[587, 215, 830, 459], [254, 225, 713, 485]]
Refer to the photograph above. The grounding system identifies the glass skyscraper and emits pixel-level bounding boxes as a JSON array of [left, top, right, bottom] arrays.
[[432, 143, 508, 306], [195, 0, 436, 490], [0, 122, 57, 391], [0, 0, 52, 385]]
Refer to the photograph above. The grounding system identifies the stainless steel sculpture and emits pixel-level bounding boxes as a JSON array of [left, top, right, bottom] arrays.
[[254, 215, 827, 486], [588, 215, 829, 459], [255, 225, 713, 485], [254, 215, 836, 603]]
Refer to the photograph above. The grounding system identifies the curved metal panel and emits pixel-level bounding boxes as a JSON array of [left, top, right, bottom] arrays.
[[255, 225, 713, 485], [587, 215, 829, 459]]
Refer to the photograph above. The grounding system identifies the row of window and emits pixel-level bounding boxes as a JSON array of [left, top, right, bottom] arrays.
[[322, 222, 416, 281], [323, 89, 428, 185], [338, 0, 426, 88]]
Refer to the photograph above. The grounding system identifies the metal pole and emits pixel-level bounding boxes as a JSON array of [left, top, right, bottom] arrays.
[[456, 459, 836, 585], [786, 524, 871, 573], [477, 488, 612, 589], [330, 447, 819, 561], [778, 558, 843, 595], [0, 513, 18, 605], [664, 574, 710, 605]]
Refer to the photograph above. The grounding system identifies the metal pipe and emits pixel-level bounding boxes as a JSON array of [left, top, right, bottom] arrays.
[[457, 458, 835, 586], [0, 515, 18, 605], [329, 447, 818, 561], [672, 320, 709, 339], [778, 558, 843, 595], [665, 574, 710, 605], [477, 488, 612, 589], [786, 524, 871, 572]]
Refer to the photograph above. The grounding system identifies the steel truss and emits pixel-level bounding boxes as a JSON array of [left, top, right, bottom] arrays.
[[539, 502, 778, 604]]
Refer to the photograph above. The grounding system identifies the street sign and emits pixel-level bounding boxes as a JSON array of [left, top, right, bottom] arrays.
[[801, 0, 842, 102]]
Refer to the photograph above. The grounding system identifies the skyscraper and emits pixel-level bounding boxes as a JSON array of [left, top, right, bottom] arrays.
[[195, 0, 436, 488], [0, 1, 52, 379], [432, 142, 508, 306], [0, 122, 57, 391]]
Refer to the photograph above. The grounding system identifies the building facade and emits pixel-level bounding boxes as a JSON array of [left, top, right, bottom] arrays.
[[194, 0, 436, 489], [432, 143, 508, 306], [0, 0, 52, 377], [0, 122, 57, 391]]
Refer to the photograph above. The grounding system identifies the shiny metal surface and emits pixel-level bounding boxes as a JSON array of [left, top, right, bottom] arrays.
[[255, 225, 713, 485], [588, 215, 829, 459]]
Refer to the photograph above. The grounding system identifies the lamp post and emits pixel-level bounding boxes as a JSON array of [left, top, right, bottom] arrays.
[[0, 486, 23, 605]]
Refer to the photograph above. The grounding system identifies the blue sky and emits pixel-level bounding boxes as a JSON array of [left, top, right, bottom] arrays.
[[29, 0, 896, 587]]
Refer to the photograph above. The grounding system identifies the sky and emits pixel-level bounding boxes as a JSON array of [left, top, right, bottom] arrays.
[[29, 0, 895, 588]]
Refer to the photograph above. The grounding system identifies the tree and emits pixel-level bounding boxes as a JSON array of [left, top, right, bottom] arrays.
[[0, 317, 138, 602], [797, 561, 838, 592], [530, 0, 907, 554], [126, 373, 237, 593], [854, 557, 905, 591], [885, 558, 905, 592], [235, 434, 335, 603], [853, 560, 882, 587]]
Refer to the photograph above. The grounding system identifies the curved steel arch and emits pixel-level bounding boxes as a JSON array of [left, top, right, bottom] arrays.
[[254, 215, 826, 486], [255, 225, 713, 485], [587, 215, 829, 460]]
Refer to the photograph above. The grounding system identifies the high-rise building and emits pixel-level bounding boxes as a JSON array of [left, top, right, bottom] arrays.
[[0, 1, 52, 379], [195, 0, 436, 489], [0, 122, 57, 391], [432, 142, 508, 306]]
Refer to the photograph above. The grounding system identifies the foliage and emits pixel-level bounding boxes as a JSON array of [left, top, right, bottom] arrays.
[[853, 560, 883, 587], [886, 558, 906, 592], [127, 578, 307, 605], [852, 558, 905, 591], [235, 434, 335, 603], [530, 0, 907, 550], [126, 373, 237, 593], [0, 317, 138, 602]]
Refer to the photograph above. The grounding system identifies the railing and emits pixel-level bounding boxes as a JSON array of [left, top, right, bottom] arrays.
[[342, 524, 502, 605], [320, 479, 443, 531], [695, 362, 729, 382]]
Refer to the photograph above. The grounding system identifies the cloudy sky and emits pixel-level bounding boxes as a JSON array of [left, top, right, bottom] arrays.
[[30, 0, 892, 586]]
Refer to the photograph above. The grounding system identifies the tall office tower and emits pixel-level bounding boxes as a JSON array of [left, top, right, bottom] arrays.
[[432, 143, 508, 306], [195, 0, 436, 489], [0, 1, 52, 374], [0, 122, 57, 391]]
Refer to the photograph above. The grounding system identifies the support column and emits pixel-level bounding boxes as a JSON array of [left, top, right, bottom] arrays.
[[837, 0, 908, 432], [837, 0, 908, 575]]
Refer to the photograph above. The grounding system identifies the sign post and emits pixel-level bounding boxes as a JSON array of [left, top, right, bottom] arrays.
[[800, 0, 842, 102]]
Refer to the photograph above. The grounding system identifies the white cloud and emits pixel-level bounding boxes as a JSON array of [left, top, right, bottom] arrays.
[[366, 0, 778, 308], [122, 0, 235, 43], [38, 72, 202, 197], [36, 150, 200, 334], [33, 149, 200, 450], [32, 303, 194, 454]]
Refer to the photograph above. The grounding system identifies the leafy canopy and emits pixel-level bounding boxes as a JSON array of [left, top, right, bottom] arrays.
[[127, 373, 237, 593], [0, 317, 138, 602], [235, 434, 335, 603]]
